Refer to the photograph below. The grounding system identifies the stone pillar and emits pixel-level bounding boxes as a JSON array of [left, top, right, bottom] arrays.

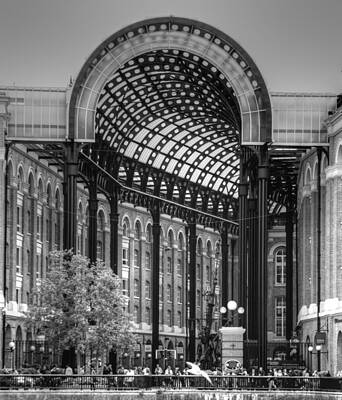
[[220, 326, 246, 367]]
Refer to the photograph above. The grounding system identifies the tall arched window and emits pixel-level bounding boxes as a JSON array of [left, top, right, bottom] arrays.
[[27, 173, 35, 235], [46, 184, 52, 247], [275, 247, 286, 285], [77, 203, 84, 254], [134, 221, 141, 268], [54, 189, 61, 249], [122, 217, 130, 297], [146, 223, 152, 270], [177, 232, 184, 275], [97, 210, 105, 261], [37, 179, 44, 241], [16, 166, 24, 234]]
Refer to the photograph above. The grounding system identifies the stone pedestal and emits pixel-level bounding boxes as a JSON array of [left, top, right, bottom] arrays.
[[220, 326, 245, 368]]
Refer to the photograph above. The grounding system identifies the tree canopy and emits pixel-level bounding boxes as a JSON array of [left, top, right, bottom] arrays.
[[26, 250, 136, 355]]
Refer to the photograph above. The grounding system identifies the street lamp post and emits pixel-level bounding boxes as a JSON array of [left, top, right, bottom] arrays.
[[316, 345, 321, 372], [30, 345, 36, 367], [9, 341, 15, 371], [308, 344, 313, 371]]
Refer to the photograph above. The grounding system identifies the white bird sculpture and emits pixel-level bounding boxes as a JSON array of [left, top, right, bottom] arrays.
[[186, 361, 213, 385]]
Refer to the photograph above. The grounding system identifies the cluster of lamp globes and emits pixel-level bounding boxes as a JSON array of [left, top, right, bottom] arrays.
[[308, 344, 322, 352], [219, 300, 245, 317]]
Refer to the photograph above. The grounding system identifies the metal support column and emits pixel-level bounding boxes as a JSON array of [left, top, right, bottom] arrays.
[[188, 214, 197, 362], [151, 201, 160, 372], [221, 223, 229, 327], [247, 197, 258, 340], [109, 186, 119, 275], [257, 147, 269, 371], [88, 172, 98, 265], [238, 181, 248, 319], [316, 148, 322, 372], [63, 142, 80, 252], [285, 208, 294, 341]]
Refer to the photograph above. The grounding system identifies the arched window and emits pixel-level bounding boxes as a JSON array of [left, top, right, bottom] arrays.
[[275, 247, 286, 285], [146, 224, 152, 242], [16, 167, 24, 234], [168, 230, 174, 247], [55, 189, 61, 249], [135, 221, 141, 239], [37, 179, 44, 241], [27, 174, 35, 236], [77, 203, 84, 254], [177, 232, 184, 275], [97, 210, 105, 261], [207, 241, 213, 257], [134, 221, 141, 268], [122, 217, 130, 297], [46, 184, 52, 246], [275, 296, 286, 337], [122, 220, 128, 237], [17, 167, 23, 192]]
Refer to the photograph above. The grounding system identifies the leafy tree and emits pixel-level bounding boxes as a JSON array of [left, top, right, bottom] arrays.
[[26, 250, 136, 367]]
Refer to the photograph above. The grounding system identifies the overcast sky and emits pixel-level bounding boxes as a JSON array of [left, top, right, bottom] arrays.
[[1, 0, 342, 93]]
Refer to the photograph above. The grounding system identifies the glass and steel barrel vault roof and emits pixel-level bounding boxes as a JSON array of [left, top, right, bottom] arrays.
[[95, 48, 241, 199]]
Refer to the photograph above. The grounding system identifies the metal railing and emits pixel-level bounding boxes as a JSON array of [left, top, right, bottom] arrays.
[[0, 374, 339, 391]]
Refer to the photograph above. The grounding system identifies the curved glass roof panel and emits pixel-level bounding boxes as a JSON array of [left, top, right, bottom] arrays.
[[95, 48, 241, 199]]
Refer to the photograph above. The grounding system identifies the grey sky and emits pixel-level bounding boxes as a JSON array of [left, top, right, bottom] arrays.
[[1, 0, 342, 93]]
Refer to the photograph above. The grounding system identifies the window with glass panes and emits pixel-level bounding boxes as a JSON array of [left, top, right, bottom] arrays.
[[134, 306, 139, 323], [134, 279, 139, 297], [196, 289, 201, 307], [167, 257, 172, 273], [167, 284, 172, 302], [145, 307, 151, 325], [177, 286, 182, 303], [145, 251, 151, 269], [275, 248, 286, 285], [177, 258, 182, 275], [167, 309, 172, 327], [177, 311, 182, 327], [134, 249, 140, 267], [275, 296, 286, 337], [145, 281, 151, 299]]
